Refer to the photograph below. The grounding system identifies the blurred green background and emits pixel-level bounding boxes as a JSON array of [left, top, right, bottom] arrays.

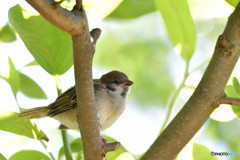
[[0, 0, 240, 160]]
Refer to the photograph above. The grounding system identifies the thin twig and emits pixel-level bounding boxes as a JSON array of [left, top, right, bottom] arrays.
[[103, 142, 121, 156], [90, 28, 102, 45], [220, 96, 240, 106], [53, 0, 64, 9], [75, 0, 83, 10]]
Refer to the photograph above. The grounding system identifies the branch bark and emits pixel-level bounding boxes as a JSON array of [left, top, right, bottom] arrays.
[[220, 96, 240, 106], [25, 0, 118, 159], [141, 3, 240, 160], [71, 8, 103, 159], [26, 0, 84, 35]]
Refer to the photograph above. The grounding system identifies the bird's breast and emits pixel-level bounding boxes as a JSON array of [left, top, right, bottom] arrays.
[[96, 93, 126, 130]]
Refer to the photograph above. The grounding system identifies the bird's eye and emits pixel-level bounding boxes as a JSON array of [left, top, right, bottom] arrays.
[[113, 80, 120, 84]]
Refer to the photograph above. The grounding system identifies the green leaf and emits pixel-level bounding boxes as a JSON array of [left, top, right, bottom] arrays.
[[192, 143, 218, 160], [233, 77, 240, 96], [0, 23, 16, 43], [107, 0, 156, 19], [0, 153, 7, 160], [8, 5, 73, 75], [0, 57, 20, 98], [8, 57, 20, 97], [9, 150, 50, 160], [58, 137, 83, 160], [154, 0, 196, 62], [225, 0, 239, 7], [225, 85, 240, 118], [0, 111, 48, 141], [58, 136, 135, 160], [19, 73, 47, 99], [25, 60, 39, 67]]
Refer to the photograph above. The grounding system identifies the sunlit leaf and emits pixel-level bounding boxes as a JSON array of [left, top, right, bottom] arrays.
[[210, 104, 236, 122], [225, 0, 239, 7], [58, 137, 83, 160], [25, 60, 39, 67], [9, 150, 50, 160], [192, 143, 218, 160], [8, 5, 73, 75], [107, 0, 156, 19], [0, 23, 16, 43], [225, 85, 240, 118], [8, 57, 20, 97], [155, 0, 196, 62], [19, 73, 47, 99], [233, 77, 240, 96], [0, 153, 7, 160], [0, 111, 48, 141], [0, 57, 20, 98]]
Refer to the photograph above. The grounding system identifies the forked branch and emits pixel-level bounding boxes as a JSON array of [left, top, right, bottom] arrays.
[[141, 3, 240, 160], [25, 0, 120, 159], [220, 96, 240, 106]]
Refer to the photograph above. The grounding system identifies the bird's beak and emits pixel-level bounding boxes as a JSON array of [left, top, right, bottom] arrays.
[[121, 80, 134, 86]]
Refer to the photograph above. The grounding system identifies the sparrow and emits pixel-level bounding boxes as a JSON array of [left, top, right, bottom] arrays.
[[19, 70, 133, 131]]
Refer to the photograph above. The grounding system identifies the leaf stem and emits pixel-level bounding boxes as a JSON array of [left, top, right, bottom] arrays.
[[190, 59, 210, 74], [160, 61, 189, 133], [159, 59, 210, 134], [54, 74, 62, 95], [39, 139, 56, 160], [61, 130, 73, 160]]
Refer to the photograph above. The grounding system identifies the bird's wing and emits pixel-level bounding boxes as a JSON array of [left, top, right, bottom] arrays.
[[48, 86, 77, 117], [47, 80, 105, 117]]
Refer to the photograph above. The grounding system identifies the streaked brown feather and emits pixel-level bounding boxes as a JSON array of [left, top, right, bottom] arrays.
[[47, 80, 105, 117]]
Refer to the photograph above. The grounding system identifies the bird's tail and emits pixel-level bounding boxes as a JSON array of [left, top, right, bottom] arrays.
[[18, 106, 49, 119]]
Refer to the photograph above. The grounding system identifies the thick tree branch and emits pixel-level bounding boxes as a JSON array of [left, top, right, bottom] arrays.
[[26, 0, 84, 35], [141, 3, 240, 160], [220, 96, 240, 106]]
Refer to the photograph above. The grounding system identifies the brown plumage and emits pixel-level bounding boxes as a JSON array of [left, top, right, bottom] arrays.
[[19, 70, 133, 130]]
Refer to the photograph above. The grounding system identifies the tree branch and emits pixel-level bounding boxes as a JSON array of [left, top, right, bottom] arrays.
[[71, 7, 103, 159], [103, 142, 121, 155], [25, 0, 120, 159], [26, 0, 84, 35], [141, 3, 240, 160], [220, 96, 240, 106], [90, 28, 102, 45], [75, 0, 83, 10]]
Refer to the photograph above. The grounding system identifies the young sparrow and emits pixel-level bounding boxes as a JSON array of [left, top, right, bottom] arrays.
[[19, 70, 133, 131]]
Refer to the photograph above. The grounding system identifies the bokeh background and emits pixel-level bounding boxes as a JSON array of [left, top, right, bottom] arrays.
[[0, 0, 240, 159]]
